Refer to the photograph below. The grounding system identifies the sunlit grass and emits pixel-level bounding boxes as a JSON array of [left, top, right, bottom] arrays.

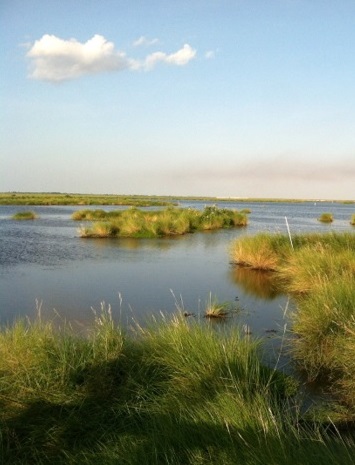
[[231, 231, 355, 413], [77, 206, 248, 238]]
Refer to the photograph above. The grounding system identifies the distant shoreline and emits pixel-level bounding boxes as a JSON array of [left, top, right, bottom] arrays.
[[1, 192, 354, 205]]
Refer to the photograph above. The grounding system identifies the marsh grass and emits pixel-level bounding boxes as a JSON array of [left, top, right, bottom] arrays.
[[11, 210, 38, 220], [231, 232, 355, 413], [77, 206, 248, 238], [318, 212, 334, 223], [350, 214, 355, 226], [204, 294, 231, 319], [1, 193, 174, 207], [1, 308, 355, 464]]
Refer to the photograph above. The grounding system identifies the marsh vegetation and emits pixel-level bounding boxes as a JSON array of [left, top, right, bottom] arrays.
[[1, 308, 355, 464], [318, 212, 334, 223], [231, 232, 355, 416], [75, 206, 248, 238], [0, 192, 174, 207], [11, 210, 38, 220]]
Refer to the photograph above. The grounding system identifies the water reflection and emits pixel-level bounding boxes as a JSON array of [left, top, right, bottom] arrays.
[[230, 266, 281, 300]]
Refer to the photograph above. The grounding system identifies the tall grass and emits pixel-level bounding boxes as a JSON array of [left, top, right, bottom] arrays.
[[350, 214, 355, 226], [1, 309, 355, 464], [231, 232, 355, 413], [76, 206, 248, 238]]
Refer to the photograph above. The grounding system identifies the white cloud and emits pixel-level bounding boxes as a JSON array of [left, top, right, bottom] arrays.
[[144, 44, 196, 70], [26, 35, 196, 82], [133, 36, 159, 47]]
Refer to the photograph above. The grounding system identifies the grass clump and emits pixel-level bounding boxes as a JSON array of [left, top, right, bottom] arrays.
[[12, 210, 38, 220], [318, 212, 334, 223], [231, 232, 355, 414], [350, 214, 355, 226], [1, 309, 355, 464], [76, 206, 248, 238]]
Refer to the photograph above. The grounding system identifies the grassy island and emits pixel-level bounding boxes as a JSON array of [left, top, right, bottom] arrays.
[[1, 309, 355, 464], [75, 206, 248, 238], [12, 210, 38, 220], [231, 232, 355, 416], [318, 212, 334, 223]]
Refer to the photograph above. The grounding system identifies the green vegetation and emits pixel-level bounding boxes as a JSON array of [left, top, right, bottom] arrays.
[[1, 308, 355, 464], [76, 206, 248, 238], [204, 293, 233, 319], [350, 214, 355, 226], [231, 232, 355, 415], [318, 212, 334, 223], [0, 192, 174, 207], [11, 210, 38, 220]]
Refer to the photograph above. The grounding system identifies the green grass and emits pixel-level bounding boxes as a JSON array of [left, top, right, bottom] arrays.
[[318, 212, 334, 223], [231, 231, 355, 414], [12, 211, 38, 220], [76, 206, 248, 238], [1, 307, 355, 464]]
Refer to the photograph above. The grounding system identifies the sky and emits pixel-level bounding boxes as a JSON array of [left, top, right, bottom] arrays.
[[1, 0, 355, 200]]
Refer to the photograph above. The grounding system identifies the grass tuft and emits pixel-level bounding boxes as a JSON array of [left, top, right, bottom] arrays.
[[12, 211, 38, 220], [318, 212, 334, 223]]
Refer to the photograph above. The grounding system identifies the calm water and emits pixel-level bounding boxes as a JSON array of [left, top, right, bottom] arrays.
[[0, 201, 354, 337]]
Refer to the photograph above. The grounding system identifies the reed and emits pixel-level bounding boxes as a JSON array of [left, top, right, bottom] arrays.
[[350, 214, 355, 226], [12, 210, 38, 220]]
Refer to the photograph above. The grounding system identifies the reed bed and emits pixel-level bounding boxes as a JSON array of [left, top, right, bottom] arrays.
[[75, 206, 248, 238], [231, 231, 355, 413], [1, 307, 354, 464]]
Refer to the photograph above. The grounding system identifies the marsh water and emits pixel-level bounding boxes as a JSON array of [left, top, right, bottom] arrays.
[[1, 200, 354, 335]]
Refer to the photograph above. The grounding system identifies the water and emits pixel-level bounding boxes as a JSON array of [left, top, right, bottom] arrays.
[[0, 201, 354, 335]]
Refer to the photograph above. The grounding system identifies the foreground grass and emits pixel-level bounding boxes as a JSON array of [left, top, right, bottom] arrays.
[[1, 309, 354, 465], [76, 206, 248, 238], [231, 232, 355, 413]]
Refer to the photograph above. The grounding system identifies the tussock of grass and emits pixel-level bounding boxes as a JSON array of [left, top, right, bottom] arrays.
[[350, 214, 355, 226], [11, 210, 38, 220], [1, 308, 355, 464], [318, 212, 334, 223], [76, 206, 248, 238]]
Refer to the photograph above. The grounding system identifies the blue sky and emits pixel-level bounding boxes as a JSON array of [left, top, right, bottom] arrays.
[[1, 0, 355, 200]]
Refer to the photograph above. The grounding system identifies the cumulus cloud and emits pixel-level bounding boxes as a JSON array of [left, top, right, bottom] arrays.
[[26, 34, 196, 82]]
